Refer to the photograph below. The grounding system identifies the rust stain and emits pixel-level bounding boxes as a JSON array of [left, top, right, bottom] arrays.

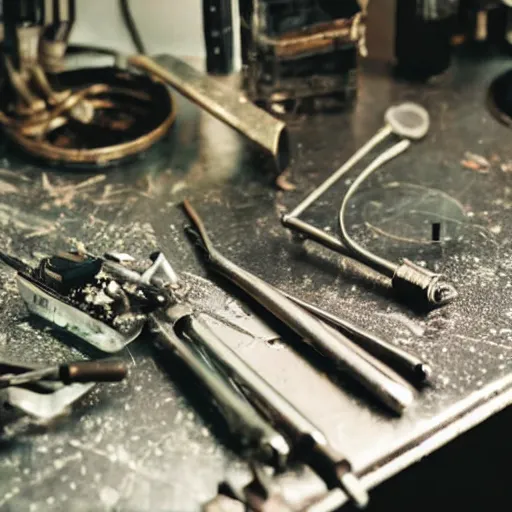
[[261, 15, 364, 58]]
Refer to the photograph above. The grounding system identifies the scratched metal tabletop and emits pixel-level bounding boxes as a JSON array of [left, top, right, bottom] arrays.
[[1, 53, 512, 511]]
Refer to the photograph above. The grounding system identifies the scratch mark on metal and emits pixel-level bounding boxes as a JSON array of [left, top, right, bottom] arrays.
[[0, 452, 82, 508], [378, 312, 425, 337], [453, 334, 512, 352]]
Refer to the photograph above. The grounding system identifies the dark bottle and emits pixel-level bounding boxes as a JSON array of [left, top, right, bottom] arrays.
[[203, 0, 234, 75], [459, 1, 510, 48], [395, 0, 460, 79]]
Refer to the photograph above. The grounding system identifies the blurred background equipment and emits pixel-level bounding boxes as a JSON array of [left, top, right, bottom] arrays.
[[203, 0, 234, 74], [239, 0, 365, 112], [0, 0, 176, 168], [394, 0, 460, 79]]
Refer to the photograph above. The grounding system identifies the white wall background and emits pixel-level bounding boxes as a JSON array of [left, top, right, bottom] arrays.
[[70, 1, 209, 58], [68, 1, 392, 67]]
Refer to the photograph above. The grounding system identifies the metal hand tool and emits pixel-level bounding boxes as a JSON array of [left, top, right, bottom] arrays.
[[180, 314, 369, 508], [262, 283, 427, 387], [1, 249, 369, 506], [150, 309, 291, 469], [0, 359, 127, 388], [0, 357, 127, 420], [182, 200, 415, 415], [281, 103, 458, 308], [107, 252, 368, 506], [107, 251, 369, 506], [278, 291, 431, 384], [0, 250, 289, 468]]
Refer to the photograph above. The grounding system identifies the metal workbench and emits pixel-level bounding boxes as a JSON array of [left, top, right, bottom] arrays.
[[1, 53, 512, 511]]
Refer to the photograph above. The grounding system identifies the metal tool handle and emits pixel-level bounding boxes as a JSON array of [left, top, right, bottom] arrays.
[[183, 200, 414, 416], [0, 360, 128, 387], [128, 54, 290, 173], [179, 315, 368, 507], [59, 360, 128, 384], [150, 312, 289, 468]]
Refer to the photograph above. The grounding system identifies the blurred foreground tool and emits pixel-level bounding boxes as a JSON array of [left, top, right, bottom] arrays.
[[0, 357, 127, 420]]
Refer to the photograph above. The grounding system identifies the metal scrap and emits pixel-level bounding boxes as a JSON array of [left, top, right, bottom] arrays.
[[41, 173, 107, 209], [501, 161, 512, 173], [461, 152, 491, 172]]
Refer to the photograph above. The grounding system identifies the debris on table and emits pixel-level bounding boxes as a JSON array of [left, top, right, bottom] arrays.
[[461, 152, 491, 172], [500, 161, 512, 173], [275, 170, 296, 192], [0, 180, 19, 195]]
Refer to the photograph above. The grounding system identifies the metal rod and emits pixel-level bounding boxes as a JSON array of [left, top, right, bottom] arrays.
[[282, 216, 348, 254], [128, 54, 290, 173], [150, 312, 290, 468], [287, 124, 393, 219], [182, 315, 369, 508], [280, 216, 389, 287], [0, 360, 129, 387], [279, 291, 431, 384], [182, 200, 415, 416]]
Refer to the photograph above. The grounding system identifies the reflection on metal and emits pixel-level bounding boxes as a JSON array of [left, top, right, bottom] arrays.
[[129, 54, 290, 173], [17, 275, 141, 352]]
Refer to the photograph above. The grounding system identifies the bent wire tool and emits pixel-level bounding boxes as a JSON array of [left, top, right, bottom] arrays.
[[1, 249, 370, 507], [281, 102, 458, 309]]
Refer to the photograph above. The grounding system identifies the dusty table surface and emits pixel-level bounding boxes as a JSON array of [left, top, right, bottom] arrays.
[[1, 53, 512, 512]]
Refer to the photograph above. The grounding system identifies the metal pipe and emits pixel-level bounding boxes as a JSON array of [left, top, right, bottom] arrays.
[[282, 215, 348, 254], [128, 54, 290, 173]]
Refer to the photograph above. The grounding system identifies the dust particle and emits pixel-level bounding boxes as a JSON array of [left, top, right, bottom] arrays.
[[100, 487, 120, 507]]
